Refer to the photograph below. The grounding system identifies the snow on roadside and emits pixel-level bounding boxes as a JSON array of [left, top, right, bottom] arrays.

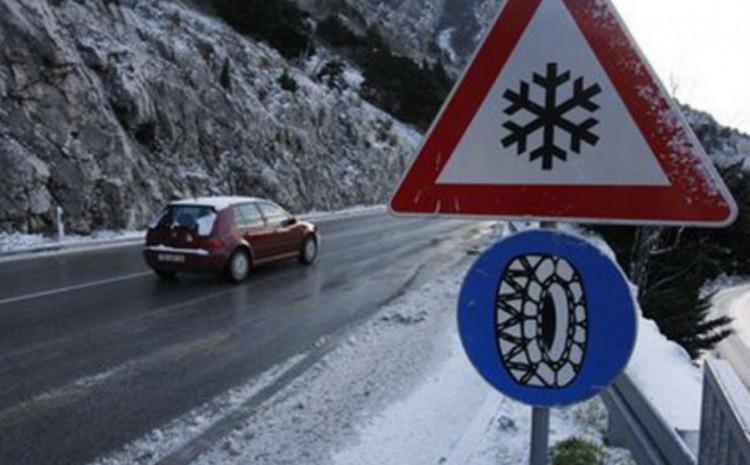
[[626, 318, 703, 431], [702, 274, 750, 299], [90, 354, 307, 465], [712, 284, 750, 388], [189, 238, 633, 465], [727, 287, 750, 347], [0, 204, 387, 255], [298, 204, 386, 221], [0, 230, 145, 254]]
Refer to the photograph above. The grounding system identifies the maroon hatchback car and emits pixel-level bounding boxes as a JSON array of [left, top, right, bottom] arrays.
[[144, 197, 318, 282]]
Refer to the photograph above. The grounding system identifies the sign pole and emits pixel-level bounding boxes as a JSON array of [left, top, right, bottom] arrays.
[[529, 221, 556, 465], [530, 407, 550, 465]]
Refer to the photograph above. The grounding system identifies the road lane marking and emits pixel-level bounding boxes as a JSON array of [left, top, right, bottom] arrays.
[[0, 332, 237, 430], [0, 267, 304, 365], [0, 271, 153, 306]]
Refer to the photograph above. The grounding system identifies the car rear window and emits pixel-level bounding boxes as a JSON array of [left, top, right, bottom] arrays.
[[155, 206, 217, 236]]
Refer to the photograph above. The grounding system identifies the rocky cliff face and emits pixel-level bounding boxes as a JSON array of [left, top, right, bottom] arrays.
[[293, 0, 502, 73], [0, 0, 418, 233]]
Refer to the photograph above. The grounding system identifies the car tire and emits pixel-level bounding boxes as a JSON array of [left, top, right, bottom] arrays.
[[299, 235, 318, 265], [227, 249, 251, 283], [154, 269, 177, 280]]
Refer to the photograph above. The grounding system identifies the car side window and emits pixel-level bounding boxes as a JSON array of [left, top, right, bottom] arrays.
[[234, 204, 265, 228], [258, 202, 290, 226]]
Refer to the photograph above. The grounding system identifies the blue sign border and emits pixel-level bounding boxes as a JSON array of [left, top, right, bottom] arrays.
[[458, 229, 637, 407]]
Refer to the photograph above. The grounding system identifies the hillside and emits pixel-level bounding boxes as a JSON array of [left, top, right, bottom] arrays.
[[0, 0, 418, 233]]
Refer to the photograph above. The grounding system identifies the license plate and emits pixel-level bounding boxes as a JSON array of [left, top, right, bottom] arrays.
[[158, 254, 185, 263]]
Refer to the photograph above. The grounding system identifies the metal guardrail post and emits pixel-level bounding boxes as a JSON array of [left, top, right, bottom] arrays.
[[56, 206, 65, 241], [699, 359, 750, 465]]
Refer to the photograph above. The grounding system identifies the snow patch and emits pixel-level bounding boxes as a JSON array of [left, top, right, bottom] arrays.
[[438, 28, 458, 63], [626, 318, 703, 431], [89, 354, 307, 465], [0, 230, 144, 254], [187, 233, 633, 465]]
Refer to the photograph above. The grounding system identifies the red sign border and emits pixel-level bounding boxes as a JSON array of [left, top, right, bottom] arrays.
[[389, 0, 737, 227]]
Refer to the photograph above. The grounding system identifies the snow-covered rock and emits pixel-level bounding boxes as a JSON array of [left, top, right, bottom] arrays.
[[0, 0, 419, 233], [292, 0, 503, 73]]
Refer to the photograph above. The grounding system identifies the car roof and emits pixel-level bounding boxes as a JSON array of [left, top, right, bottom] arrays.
[[169, 196, 267, 211]]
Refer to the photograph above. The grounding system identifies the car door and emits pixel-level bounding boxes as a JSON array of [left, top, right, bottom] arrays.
[[234, 203, 275, 261], [258, 202, 303, 257]]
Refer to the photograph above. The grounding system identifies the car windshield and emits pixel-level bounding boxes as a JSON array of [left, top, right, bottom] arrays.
[[156, 206, 217, 235]]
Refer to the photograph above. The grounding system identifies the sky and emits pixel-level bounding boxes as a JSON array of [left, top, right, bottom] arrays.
[[612, 0, 750, 134]]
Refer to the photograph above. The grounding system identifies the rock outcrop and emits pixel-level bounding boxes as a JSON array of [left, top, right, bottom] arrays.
[[292, 0, 503, 73], [0, 0, 418, 233]]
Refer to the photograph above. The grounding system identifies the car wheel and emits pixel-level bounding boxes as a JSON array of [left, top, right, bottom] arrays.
[[227, 249, 251, 283], [299, 235, 318, 265], [154, 269, 177, 280]]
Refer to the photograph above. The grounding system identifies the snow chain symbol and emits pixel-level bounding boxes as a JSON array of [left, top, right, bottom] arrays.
[[501, 63, 602, 171], [496, 254, 588, 389]]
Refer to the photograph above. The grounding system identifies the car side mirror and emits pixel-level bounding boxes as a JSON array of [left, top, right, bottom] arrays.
[[283, 217, 298, 227]]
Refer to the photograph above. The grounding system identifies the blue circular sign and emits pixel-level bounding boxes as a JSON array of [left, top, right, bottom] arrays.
[[458, 229, 637, 407]]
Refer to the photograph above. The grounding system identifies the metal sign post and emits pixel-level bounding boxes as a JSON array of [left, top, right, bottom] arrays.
[[530, 221, 557, 465], [530, 407, 550, 465]]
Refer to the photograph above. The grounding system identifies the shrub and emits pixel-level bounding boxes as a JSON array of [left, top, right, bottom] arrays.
[[211, 0, 314, 59], [317, 60, 347, 90], [317, 15, 364, 48], [278, 70, 298, 93], [551, 438, 604, 465], [316, 16, 453, 129], [359, 52, 452, 130]]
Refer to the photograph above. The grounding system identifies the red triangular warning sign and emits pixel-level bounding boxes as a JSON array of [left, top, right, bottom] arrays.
[[390, 0, 737, 227]]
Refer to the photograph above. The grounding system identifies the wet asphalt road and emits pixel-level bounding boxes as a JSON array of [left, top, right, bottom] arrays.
[[0, 211, 480, 465]]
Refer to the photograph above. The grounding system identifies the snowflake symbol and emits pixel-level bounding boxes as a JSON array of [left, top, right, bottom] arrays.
[[501, 63, 602, 171]]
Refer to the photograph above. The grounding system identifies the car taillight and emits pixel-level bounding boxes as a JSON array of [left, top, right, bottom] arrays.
[[204, 239, 225, 250]]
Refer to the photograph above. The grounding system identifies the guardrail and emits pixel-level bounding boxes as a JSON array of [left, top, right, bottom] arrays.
[[602, 374, 697, 465], [603, 360, 750, 465], [699, 359, 750, 465]]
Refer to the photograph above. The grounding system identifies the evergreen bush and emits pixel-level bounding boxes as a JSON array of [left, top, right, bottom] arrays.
[[212, 0, 314, 59], [551, 438, 604, 465]]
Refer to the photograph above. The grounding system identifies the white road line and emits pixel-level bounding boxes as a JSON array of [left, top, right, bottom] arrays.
[[0, 271, 153, 306]]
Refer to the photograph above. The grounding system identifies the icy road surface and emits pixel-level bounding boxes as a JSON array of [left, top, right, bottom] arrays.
[[0, 211, 483, 465]]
